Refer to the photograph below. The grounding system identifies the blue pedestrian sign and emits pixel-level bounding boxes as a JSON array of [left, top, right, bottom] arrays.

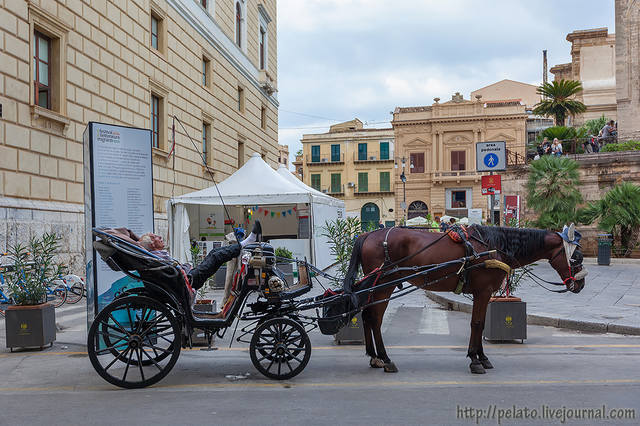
[[476, 141, 506, 171]]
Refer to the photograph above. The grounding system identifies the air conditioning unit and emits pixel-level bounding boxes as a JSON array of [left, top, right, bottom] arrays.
[[322, 189, 328, 193], [321, 158, 328, 162], [369, 156, 377, 161], [347, 182, 355, 188]]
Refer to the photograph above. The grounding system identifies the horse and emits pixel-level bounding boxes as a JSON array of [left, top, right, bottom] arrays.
[[341, 224, 587, 374]]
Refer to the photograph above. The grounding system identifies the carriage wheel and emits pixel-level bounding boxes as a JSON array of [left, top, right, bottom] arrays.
[[250, 317, 311, 380], [87, 295, 181, 389]]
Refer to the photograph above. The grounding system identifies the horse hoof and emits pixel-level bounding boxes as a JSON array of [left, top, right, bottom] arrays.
[[370, 358, 385, 368], [383, 362, 398, 373], [469, 362, 486, 374], [480, 358, 494, 369]]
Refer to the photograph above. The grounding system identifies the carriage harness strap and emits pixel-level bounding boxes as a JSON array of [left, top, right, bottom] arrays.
[[446, 225, 478, 294]]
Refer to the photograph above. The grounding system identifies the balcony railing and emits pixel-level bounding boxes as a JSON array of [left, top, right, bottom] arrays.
[[306, 153, 345, 165], [354, 183, 393, 195], [353, 151, 393, 162]]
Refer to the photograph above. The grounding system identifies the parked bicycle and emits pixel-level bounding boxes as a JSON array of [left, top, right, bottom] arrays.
[[60, 274, 85, 304]]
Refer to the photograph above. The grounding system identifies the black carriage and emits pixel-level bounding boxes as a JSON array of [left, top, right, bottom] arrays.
[[88, 229, 316, 389]]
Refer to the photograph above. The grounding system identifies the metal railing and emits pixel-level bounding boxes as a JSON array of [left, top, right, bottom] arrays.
[[306, 153, 345, 164], [353, 151, 393, 162]]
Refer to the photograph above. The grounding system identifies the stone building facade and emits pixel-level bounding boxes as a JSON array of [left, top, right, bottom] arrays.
[[277, 143, 288, 167], [391, 93, 527, 224], [550, 28, 617, 125], [616, 0, 640, 141], [0, 0, 279, 271], [300, 119, 396, 227]]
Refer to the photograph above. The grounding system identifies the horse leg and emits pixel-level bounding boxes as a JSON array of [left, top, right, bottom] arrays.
[[368, 302, 397, 373], [362, 307, 384, 368], [468, 291, 491, 374]]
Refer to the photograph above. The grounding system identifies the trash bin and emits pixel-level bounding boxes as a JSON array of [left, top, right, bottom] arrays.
[[597, 234, 612, 266]]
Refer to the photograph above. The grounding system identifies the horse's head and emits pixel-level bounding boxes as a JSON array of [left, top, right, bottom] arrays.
[[548, 224, 587, 293]]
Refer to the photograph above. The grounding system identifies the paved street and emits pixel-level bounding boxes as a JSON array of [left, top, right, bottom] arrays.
[[1, 282, 639, 425]]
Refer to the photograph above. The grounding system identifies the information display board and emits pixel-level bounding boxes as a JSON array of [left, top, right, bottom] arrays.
[[83, 122, 154, 327], [481, 174, 502, 195], [476, 141, 506, 172]]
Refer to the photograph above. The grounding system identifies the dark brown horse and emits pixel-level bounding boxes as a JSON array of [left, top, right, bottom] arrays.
[[342, 224, 586, 374]]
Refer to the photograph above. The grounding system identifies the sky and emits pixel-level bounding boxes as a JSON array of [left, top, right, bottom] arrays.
[[276, 0, 615, 165]]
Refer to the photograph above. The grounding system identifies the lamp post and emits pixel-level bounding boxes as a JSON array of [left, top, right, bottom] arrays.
[[396, 157, 408, 223]]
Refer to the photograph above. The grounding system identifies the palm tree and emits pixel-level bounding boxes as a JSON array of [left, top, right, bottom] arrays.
[[533, 80, 587, 126], [526, 156, 582, 230], [578, 182, 640, 257]]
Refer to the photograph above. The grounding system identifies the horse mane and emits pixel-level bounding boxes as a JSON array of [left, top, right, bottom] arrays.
[[470, 225, 548, 259]]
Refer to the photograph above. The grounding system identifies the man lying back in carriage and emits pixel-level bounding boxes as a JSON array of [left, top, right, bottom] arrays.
[[104, 220, 262, 302]]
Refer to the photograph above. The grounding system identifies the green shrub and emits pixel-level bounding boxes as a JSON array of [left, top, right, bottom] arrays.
[[601, 140, 640, 152], [322, 217, 362, 283], [275, 247, 293, 260]]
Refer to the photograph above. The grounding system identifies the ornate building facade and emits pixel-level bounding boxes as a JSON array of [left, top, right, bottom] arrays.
[[550, 28, 617, 125], [300, 119, 396, 227], [0, 0, 278, 270], [616, 0, 640, 141], [391, 93, 527, 224]]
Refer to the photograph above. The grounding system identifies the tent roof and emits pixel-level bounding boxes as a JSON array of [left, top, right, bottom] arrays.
[[171, 153, 312, 206], [276, 164, 344, 207]]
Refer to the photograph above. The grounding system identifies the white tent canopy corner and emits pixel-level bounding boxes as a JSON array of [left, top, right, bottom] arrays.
[[167, 153, 345, 269]]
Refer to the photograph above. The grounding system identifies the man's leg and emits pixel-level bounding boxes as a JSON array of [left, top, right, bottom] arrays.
[[189, 244, 241, 290]]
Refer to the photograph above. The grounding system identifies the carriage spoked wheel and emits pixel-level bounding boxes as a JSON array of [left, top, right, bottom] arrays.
[[249, 317, 311, 380], [87, 295, 181, 389]]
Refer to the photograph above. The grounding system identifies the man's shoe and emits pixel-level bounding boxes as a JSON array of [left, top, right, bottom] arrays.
[[252, 220, 262, 242]]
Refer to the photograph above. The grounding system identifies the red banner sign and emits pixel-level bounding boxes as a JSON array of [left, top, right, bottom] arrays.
[[504, 195, 520, 225], [481, 175, 501, 195]]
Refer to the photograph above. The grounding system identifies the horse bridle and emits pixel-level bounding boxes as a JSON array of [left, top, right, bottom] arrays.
[[547, 244, 584, 292]]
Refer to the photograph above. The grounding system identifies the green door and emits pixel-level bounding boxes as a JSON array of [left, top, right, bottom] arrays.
[[361, 203, 380, 230]]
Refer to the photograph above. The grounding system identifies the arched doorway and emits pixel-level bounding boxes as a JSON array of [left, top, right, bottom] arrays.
[[408, 201, 428, 219], [360, 203, 380, 230]]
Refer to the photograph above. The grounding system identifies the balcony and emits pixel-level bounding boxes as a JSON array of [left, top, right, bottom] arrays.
[[353, 151, 393, 163], [431, 170, 482, 183], [323, 184, 345, 196], [306, 153, 345, 165], [354, 183, 393, 196], [258, 70, 277, 95]]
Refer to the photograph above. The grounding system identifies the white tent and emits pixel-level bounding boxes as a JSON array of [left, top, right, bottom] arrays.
[[167, 153, 344, 269], [405, 216, 429, 226]]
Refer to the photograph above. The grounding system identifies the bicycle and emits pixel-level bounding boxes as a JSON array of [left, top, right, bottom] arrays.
[[43, 276, 67, 308], [60, 274, 85, 304]]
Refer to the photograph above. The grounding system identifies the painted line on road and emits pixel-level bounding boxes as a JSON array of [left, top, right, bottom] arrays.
[[1, 378, 640, 394], [2, 343, 640, 358]]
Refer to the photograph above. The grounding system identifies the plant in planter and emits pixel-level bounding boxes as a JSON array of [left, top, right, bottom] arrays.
[[4, 232, 67, 350], [322, 217, 365, 344], [275, 247, 294, 286]]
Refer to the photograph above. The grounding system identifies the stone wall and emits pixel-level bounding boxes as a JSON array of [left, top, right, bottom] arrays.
[[616, 0, 640, 141], [502, 151, 640, 256]]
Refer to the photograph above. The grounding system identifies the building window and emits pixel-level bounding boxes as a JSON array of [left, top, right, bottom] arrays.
[[451, 150, 466, 171], [408, 201, 428, 219], [235, 2, 242, 47], [259, 26, 266, 70], [237, 86, 244, 112], [358, 143, 367, 161], [151, 95, 160, 148], [238, 140, 245, 168], [33, 31, 51, 109], [451, 190, 467, 208], [151, 14, 159, 50], [380, 141, 389, 160], [331, 144, 340, 162], [331, 173, 341, 193], [202, 56, 211, 87], [311, 145, 320, 163], [202, 121, 211, 165], [311, 174, 321, 191], [380, 172, 390, 192], [410, 153, 424, 173], [260, 105, 267, 130], [358, 172, 368, 192]]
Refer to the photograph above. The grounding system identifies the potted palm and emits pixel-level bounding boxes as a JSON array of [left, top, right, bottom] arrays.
[[4, 233, 66, 351]]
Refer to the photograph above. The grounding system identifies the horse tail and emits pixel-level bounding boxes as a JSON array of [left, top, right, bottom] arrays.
[[342, 233, 370, 294]]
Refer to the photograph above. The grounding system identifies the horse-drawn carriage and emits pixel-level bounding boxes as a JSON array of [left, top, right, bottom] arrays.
[[89, 223, 586, 389]]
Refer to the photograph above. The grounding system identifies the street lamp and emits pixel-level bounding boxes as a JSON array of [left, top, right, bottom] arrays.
[[396, 157, 407, 223]]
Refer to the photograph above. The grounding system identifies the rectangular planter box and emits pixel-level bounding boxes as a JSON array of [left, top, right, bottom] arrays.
[[5, 303, 56, 351], [483, 298, 527, 342], [334, 312, 365, 345]]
